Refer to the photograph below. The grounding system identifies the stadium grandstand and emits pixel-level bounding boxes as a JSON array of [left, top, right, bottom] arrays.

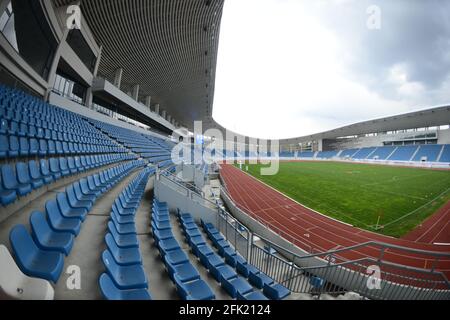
[[0, 0, 449, 305]]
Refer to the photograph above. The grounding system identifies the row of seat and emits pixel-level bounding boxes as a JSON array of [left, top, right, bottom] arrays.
[[177, 212, 262, 300], [7, 160, 144, 284], [0, 134, 124, 159], [0, 154, 135, 207], [99, 168, 154, 300], [201, 221, 291, 300], [151, 199, 215, 300]]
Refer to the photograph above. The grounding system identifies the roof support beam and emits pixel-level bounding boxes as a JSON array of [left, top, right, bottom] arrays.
[[154, 103, 160, 115], [132, 84, 139, 101]]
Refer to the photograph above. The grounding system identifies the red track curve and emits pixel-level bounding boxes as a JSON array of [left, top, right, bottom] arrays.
[[220, 164, 450, 279]]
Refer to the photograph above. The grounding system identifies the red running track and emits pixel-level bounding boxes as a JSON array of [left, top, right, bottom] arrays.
[[220, 164, 450, 280]]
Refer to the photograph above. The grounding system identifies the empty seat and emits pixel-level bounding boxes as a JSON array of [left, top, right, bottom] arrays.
[[158, 238, 181, 256], [248, 270, 274, 289], [0, 245, 54, 300], [0, 134, 8, 158], [9, 225, 64, 283], [110, 215, 136, 235], [16, 162, 36, 192], [38, 139, 48, 156], [209, 264, 238, 283], [29, 138, 39, 156], [66, 184, 92, 211], [39, 159, 54, 184], [45, 199, 81, 236], [30, 211, 74, 256], [8, 135, 19, 157], [163, 249, 189, 266], [1, 164, 32, 196], [59, 158, 70, 177], [99, 273, 151, 300], [48, 158, 62, 180], [237, 290, 269, 300], [105, 233, 141, 266], [167, 261, 200, 282], [236, 260, 260, 278], [173, 274, 215, 300], [67, 157, 78, 174], [47, 140, 56, 155], [19, 137, 29, 156], [221, 276, 253, 299], [263, 283, 291, 300], [102, 250, 148, 290], [56, 192, 88, 221], [28, 160, 44, 189], [0, 173, 17, 206], [108, 222, 139, 248]]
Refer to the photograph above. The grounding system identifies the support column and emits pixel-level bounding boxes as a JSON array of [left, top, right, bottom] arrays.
[[145, 95, 152, 110], [167, 115, 172, 123], [113, 68, 123, 89], [161, 109, 166, 119], [154, 104, 160, 115], [132, 84, 139, 101]]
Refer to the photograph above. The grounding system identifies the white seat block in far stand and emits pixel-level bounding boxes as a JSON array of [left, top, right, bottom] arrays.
[[0, 245, 54, 300]]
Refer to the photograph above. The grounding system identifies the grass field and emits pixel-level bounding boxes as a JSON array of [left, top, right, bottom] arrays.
[[237, 161, 450, 237]]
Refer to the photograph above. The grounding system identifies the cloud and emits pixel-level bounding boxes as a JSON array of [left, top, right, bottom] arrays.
[[212, 0, 450, 139]]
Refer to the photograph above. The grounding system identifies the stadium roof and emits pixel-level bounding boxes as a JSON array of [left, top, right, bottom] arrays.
[[52, 0, 224, 130]]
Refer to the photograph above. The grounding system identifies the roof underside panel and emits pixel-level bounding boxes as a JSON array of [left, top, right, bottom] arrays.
[[53, 0, 224, 129]]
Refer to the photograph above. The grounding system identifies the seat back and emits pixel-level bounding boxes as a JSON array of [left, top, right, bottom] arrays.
[[49, 158, 60, 174], [102, 250, 119, 277], [99, 273, 120, 300], [105, 233, 119, 255], [79, 179, 90, 194], [19, 137, 29, 153], [9, 225, 37, 267], [59, 158, 68, 171], [0, 134, 8, 154], [56, 192, 71, 215], [65, 185, 78, 207], [29, 211, 52, 243], [47, 140, 55, 153], [29, 161, 42, 180], [1, 164, 18, 190], [45, 199, 63, 225], [39, 159, 51, 176], [16, 162, 31, 185], [9, 135, 19, 153]]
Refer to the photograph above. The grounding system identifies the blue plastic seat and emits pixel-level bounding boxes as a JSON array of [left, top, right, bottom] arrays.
[[108, 222, 139, 248], [189, 235, 206, 248], [73, 181, 96, 203], [164, 249, 189, 266], [173, 274, 215, 300], [59, 158, 70, 177], [29, 138, 38, 156], [28, 125, 36, 138], [56, 192, 87, 221], [28, 160, 44, 189], [105, 233, 141, 266], [102, 250, 148, 290], [39, 159, 54, 184], [111, 208, 135, 224], [206, 253, 226, 271], [55, 141, 63, 155], [158, 238, 181, 256], [0, 134, 8, 158], [151, 220, 171, 231], [47, 140, 56, 155], [45, 199, 81, 236], [153, 228, 174, 243], [196, 245, 215, 266], [38, 139, 48, 156], [263, 283, 291, 300], [2, 164, 32, 196], [18, 123, 28, 136], [99, 273, 151, 300], [248, 270, 274, 289], [66, 184, 92, 211], [67, 157, 78, 174], [0, 173, 17, 206], [19, 137, 29, 156], [236, 260, 260, 278], [221, 275, 253, 299], [30, 211, 74, 256], [8, 120, 18, 135], [80, 178, 100, 197], [48, 158, 62, 180], [0, 119, 7, 134], [167, 261, 200, 282], [16, 162, 36, 192], [210, 264, 238, 283], [237, 290, 269, 300], [8, 135, 19, 157], [111, 216, 136, 235], [9, 225, 64, 283], [225, 252, 246, 268]]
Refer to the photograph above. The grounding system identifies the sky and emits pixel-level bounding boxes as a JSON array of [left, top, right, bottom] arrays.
[[212, 0, 450, 139]]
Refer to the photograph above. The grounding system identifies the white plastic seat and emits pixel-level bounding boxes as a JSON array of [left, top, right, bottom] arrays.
[[0, 245, 54, 300]]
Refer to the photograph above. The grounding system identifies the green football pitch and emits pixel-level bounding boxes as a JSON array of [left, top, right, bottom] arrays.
[[237, 161, 450, 237]]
